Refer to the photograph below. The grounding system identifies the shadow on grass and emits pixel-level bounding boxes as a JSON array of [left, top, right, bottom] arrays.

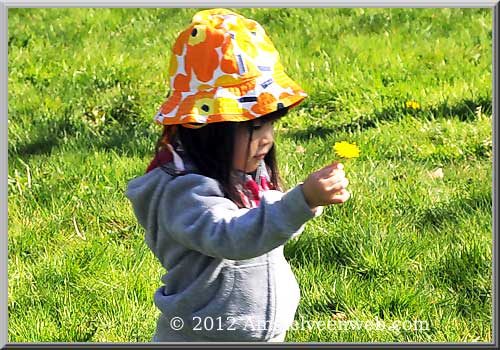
[[9, 118, 75, 158], [285, 234, 347, 270], [414, 189, 491, 231], [9, 117, 154, 160], [428, 240, 491, 318], [285, 230, 402, 281], [284, 96, 492, 141], [10, 73, 153, 160], [11, 136, 60, 158]]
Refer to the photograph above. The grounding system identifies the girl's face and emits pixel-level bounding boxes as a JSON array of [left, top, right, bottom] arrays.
[[233, 119, 275, 173]]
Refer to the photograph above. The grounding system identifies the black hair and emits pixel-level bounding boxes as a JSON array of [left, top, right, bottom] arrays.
[[160, 107, 288, 208]]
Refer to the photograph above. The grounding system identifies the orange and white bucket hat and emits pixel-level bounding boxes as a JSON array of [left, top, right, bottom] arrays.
[[154, 8, 308, 128]]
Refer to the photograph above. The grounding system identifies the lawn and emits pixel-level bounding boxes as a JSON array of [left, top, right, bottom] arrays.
[[7, 8, 493, 342]]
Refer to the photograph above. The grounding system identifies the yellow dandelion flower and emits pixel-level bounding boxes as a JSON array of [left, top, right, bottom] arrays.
[[333, 141, 360, 159], [406, 101, 420, 110]]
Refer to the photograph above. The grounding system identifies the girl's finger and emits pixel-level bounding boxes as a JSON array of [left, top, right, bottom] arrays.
[[318, 162, 344, 178], [323, 170, 346, 184], [325, 177, 349, 191], [331, 189, 351, 204]]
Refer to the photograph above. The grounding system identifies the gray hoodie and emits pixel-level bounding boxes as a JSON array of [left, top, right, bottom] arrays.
[[125, 162, 321, 342]]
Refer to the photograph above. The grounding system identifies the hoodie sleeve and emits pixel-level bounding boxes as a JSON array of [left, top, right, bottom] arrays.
[[155, 173, 319, 260]]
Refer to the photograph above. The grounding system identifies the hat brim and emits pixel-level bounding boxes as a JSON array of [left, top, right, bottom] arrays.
[[154, 69, 307, 126]]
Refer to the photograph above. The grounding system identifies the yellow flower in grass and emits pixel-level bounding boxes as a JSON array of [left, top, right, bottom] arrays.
[[333, 141, 360, 159], [406, 101, 420, 110]]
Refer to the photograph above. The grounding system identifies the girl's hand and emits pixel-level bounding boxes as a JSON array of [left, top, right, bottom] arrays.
[[301, 162, 350, 209]]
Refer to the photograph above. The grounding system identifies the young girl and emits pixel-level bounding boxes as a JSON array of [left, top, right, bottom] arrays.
[[126, 9, 350, 342]]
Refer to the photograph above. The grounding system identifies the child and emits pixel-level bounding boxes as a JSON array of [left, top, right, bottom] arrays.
[[125, 8, 350, 342]]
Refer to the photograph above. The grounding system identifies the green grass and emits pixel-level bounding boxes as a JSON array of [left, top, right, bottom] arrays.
[[7, 8, 492, 342]]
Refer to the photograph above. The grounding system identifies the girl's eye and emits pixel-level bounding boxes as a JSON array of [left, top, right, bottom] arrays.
[[252, 120, 275, 132], [252, 120, 275, 131]]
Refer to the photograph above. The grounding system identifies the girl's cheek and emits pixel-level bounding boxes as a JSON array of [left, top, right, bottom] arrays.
[[248, 140, 259, 156]]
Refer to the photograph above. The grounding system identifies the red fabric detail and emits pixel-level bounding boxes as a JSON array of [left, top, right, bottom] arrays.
[[260, 175, 270, 191], [239, 191, 251, 208], [244, 179, 260, 199], [146, 148, 173, 173], [242, 176, 275, 207], [238, 165, 278, 208]]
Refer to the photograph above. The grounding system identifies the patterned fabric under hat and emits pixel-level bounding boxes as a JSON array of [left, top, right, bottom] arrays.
[[236, 160, 275, 208]]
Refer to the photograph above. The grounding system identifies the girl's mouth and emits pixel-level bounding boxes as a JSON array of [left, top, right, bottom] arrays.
[[254, 153, 266, 160]]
